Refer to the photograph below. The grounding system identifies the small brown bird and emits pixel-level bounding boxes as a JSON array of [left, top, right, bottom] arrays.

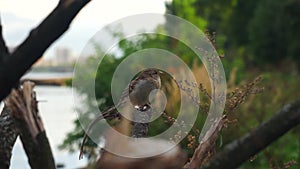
[[79, 68, 162, 159]]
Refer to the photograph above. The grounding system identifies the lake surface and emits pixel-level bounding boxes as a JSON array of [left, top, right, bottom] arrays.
[[22, 72, 73, 80], [6, 85, 88, 169]]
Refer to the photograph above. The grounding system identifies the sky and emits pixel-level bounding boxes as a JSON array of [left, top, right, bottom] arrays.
[[0, 0, 166, 59]]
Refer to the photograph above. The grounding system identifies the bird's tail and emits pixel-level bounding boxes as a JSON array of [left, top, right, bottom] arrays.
[[79, 106, 120, 160]]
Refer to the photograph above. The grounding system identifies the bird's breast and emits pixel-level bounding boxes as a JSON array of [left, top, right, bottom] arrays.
[[129, 79, 159, 107]]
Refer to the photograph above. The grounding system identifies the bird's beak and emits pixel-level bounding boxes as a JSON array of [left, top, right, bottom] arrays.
[[158, 70, 164, 74]]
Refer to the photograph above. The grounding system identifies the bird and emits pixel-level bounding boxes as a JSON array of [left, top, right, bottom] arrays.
[[79, 68, 163, 159]]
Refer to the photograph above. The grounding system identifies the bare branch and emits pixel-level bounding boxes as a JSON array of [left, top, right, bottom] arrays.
[[0, 0, 91, 101], [184, 116, 226, 169], [200, 100, 300, 169], [0, 14, 9, 62], [6, 81, 55, 169]]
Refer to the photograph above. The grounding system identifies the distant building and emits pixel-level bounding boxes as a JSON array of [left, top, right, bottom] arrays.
[[55, 47, 74, 65]]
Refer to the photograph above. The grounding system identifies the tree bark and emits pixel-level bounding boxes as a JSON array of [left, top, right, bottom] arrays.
[[0, 16, 9, 63], [0, 106, 19, 169], [200, 100, 300, 169], [6, 81, 55, 169], [184, 116, 226, 169], [0, 0, 91, 102], [131, 106, 153, 138]]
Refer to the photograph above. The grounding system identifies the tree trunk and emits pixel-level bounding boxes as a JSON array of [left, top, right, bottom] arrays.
[[0, 106, 19, 169]]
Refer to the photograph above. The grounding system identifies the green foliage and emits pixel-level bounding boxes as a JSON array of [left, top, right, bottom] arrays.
[[166, 0, 207, 30], [248, 0, 300, 66], [167, 0, 300, 68]]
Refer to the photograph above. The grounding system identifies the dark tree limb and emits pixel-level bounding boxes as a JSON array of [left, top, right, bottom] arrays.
[[0, 15, 9, 63], [0, 0, 91, 102], [200, 100, 300, 169], [0, 106, 19, 169], [6, 81, 55, 169]]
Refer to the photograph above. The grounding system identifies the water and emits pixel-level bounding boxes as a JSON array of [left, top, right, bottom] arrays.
[[22, 72, 73, 80], [6, 85, 88, 169]]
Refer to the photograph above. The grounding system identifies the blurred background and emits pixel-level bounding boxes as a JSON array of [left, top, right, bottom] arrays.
[[1, 0, 299, 168]]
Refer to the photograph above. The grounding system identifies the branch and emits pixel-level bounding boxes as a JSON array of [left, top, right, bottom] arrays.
[[0, 14, 9, 62], [184, 116, 226, 169], [0, 0, 91, 101], [0, 106, 19, 169], [200, 100, 300, 169], [131, 106, 153, 138], [6, 81, 55, 169]]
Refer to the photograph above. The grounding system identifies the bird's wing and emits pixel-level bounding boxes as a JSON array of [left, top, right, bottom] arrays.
[[115, 84, 130, 107]]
